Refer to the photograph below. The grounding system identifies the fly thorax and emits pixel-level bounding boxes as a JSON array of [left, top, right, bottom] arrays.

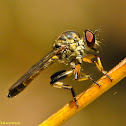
[[55, 40, 85, 67], [53, 31, 86, 68]]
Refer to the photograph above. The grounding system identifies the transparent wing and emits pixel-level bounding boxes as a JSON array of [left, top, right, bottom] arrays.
[[8, 48, 64, 97]]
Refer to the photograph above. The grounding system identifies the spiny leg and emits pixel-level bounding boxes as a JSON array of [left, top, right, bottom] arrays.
[[74, 64, 81, 80], [50, 70, 78, 106], [83, 54, 112, 81], [76, 72, 100, 87], [74, 64, 100, 87]]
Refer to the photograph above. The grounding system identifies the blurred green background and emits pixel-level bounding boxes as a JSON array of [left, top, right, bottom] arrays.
[[0, 0, 126, 126]]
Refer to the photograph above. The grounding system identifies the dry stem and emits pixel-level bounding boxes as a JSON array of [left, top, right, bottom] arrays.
[[39, 58, 126, 126]]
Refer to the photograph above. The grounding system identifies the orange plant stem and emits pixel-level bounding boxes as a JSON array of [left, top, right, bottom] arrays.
[[39, 58, 126, 126]]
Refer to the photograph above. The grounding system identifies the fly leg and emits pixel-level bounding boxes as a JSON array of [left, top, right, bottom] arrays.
[[76, 72, 101, 87], [50, 70, 78, 106], [83, 54, 112, 81], [74, 64, 100, 87]]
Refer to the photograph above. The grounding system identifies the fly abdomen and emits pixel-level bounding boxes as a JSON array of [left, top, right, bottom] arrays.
[[8, 83, 26, 98], [7, 49, 60, 98], [8, 71, 40, 98]]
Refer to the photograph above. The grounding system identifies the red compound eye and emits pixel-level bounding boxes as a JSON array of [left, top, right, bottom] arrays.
[[85, 29, 95, 48]]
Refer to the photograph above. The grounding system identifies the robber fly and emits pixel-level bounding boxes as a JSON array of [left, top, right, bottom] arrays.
[[8, 29, 112, 106]]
